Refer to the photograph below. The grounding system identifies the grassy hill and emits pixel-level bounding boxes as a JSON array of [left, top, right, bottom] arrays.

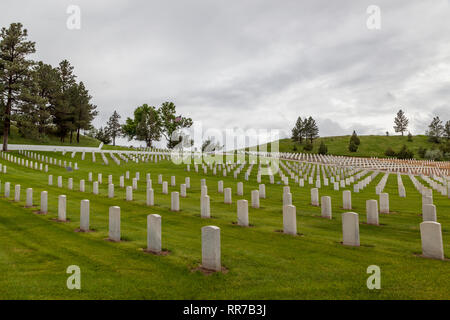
[[0, 125, 131, 150], [253, 135, 448, 159]]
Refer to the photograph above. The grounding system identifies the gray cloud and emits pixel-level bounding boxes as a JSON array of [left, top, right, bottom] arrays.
[[1, 0, 450, 147]]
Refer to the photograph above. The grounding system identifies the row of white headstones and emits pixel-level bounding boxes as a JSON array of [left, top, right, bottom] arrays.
[[6, 148, 449, 222], [14, 149, 167, 170], [2, 149, 448, 266], [186, 160, 370, 193], [4, 183, 445, 270], [253, 150, 450, 176], [1, 180, 220, 271], [49, 155, 446, 233], [36, 146, 450, 196], [2, 161, 445, 268]]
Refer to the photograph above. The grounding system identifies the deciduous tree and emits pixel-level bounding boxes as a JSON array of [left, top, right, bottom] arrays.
[[122, 104, 161, 148], [159, 101, 193, 149]]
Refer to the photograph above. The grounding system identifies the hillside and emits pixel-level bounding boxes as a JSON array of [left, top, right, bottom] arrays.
[[252, 135, 448, 159], [0, 125, 131, 150]]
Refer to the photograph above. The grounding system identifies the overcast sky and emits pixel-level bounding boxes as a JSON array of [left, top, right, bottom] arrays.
[[1, 0, 450, 148]]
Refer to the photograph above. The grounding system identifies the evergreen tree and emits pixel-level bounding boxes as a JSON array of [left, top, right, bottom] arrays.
[[69, 81, 97, 143], [291, 116, 305, 144], [444, 120, 450, 141], [53, 60, 76, 142], [304, 116, 319, 143], [95, 126, 111, 144], [15, 62, 54, 139], [384, 147, 396, 157], [348, 140, 358, 152], [417, 147, 427, 158], [0, 23, 36, 151], [106, 110, 122, 146], [318, 141, 327, 155], [407, 132, 413, 142], [393, 109, 409, 136], [426, 116, 444, 143], [396, 145, 414, 159], [303, 141, 313, 151], [350, 130, 360, 145], [33, 62, 60, 136]]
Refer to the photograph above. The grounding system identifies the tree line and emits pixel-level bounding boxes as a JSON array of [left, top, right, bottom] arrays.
[[291, 116, 319, 150], [393, 109, 450, 142], [0, 22, 194, 151], [290, 110, 450, 160], [89, 101, 193, 149], [0, 23, 97, 151]]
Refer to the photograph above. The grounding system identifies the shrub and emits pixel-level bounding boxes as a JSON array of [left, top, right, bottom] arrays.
[[303, 142, 313, 151], [428, 135, 440, 144], [318, 141, 328, 155], [348, 141, 358, 152], [407, 132, 413, 142], [424, 149, 443, 161], [39, 134, 50, 143], [418, 147, 427, 158], [385, 147, 396, 157], [293, 145, 297, 151], [439, 141, 450, 154], [396, 145, 414, 159]]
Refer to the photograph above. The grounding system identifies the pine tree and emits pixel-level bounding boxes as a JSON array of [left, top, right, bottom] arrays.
[[348, 140, 358, 152], [350, 130, 360, 145], [106, 110, 122, 146], [17, 62, 60, 139], [70, 82, 97, 143], [32, 62, 60, 136], [444, 120, 450, 141], [396, 145, 414, 159], [291, 116, 304, 144], [393, 109, 409, 136], [0, 23, 36, 151], [304, 116, 319, 143], [426, 116, 444, 143], [407, 132, 413, 142], [318, 141, 327, 155], [53, 60, 76, 142], [95, 126, 111, 144]]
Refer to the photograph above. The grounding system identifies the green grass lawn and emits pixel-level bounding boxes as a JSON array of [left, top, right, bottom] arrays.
[[254, 135, 446, 159], [0, 151, 449, 299]]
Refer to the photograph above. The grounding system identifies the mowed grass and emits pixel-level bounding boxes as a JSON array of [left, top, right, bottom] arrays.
[[255, 135, 445, 158], [0, 151, 449, 299]]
